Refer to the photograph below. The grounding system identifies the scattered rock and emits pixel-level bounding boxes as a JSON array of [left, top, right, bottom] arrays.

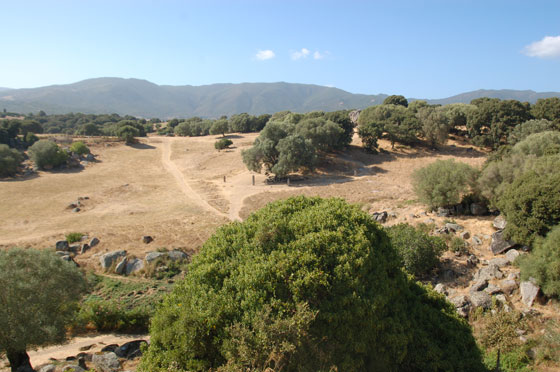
[[460, 231, 470, 240], [142, 236, 154, 244], [467, 254, 479, 267], [490, 230, 516, 255], [388, 211, 397, 219], [125, 258, 144, 275], [520, 280, 540, 307], [495, 294, 507, 305], [493, 215, 507, 230], [437, 207, 453, 217], [474, 264, 504, 281], [435, 226, 449, 235], [167, 250, 188, 261], [72, 207, 81, 213], [507, 272, 520, 280], [371, 211, 388, 223], [115, 340, 148, 359], [470, 203, 488, 216], [80, 244, 90, 254], [89, 237, 100, 248], [92, 352, 121, 372], [470, 291, 492, 309], [488, 257, 510, 268], [484, 283, 502, 295], [56, 240, 69, 251], [505, 249, 520, 263], [423, 218, 435, 224], [100, 250, 127, 269], [115, 257, 128, 275], [500, 279, 518, 295], [445, 223, 464, 232], [471, 235, 482, 245], [68, 244, 81, 254], [434, 283, 447, 295], [62, 365, 86, 372], [145, 251, 166, 263], [38, 365, 56, 372], [450, 295, 470, 318], [470, 279, 488, 292]]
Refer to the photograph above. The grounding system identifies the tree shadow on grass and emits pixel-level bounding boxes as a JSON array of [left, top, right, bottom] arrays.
[[129, 142, 156, 150]]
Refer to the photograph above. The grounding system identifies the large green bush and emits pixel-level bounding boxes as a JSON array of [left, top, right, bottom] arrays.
[[386, 223, 446, 277], [412, 159, 479, 209], [0, 144, 23, 177], [511, 131, 560, 157], [28, 139, 68, 169], [497, 171, 560, 245], [140, 196, 485, 372], [69, 141, 90, 155], [517, 225, 560, 297], [507, 119, 556, 145]]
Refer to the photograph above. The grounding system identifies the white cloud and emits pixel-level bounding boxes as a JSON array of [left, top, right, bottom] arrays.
[[523, 35, 560, 58], [313, 51, 324, 60], [291, 48, 310, 60], [256, 50, 275, 60]]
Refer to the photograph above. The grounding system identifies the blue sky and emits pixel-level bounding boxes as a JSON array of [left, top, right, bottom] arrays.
[[1, 0, 559, 98]]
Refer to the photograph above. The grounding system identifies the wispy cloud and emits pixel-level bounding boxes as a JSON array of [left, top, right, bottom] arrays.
[[291, 48, 310, 60], [313, 51, 325, 60], [256, 50, 275, 60], [523, 35, 560, 58]]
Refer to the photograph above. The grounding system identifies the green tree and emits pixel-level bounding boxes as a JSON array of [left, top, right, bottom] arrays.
[[294, 118, 344, 151], [76, 123, 102, 136], [117, 125, 140, 144], [0, 248, 86, 372], [19, 120, 43, 136], [24, 132, 39, 146], [384, 95, 409, 107], [413, 159, 479, 209], [229, 113, 255, 133], [324, 110, 355, 148], [139, 197, 485, 372], [271, 135, 316, 177], [0, 144, 23, 177], [210, 119, 229, 137], [507, 119, 556, 145], [532, 97, 560, 127], [497, 170, 560, 245], [417, 107, 450, 148], [510, 131, 560, 157], [28, 140, 68, 169], [386, 223, 446, 277], [518, 225, 560, 297]]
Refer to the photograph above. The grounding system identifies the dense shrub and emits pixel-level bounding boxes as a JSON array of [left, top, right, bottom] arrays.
[[517, 225, 560, 297], [0, 144, 23, 177], [507, 119, 556, 145], [215, 138, 233, 150], [417, 106, 450, 148], [74, 299, 150, 333], [497, 171, 560, 245], [28, 139, 68, 169], [386, 223, 446, 276], [24, 132, 39, 146], [69, 141, 90, 155], [412, 159, 479, 209], [140, 197, 485, 372], [65, 232, 84, 244], [511, 131, 560, 157], [117, 125, 140, 144]]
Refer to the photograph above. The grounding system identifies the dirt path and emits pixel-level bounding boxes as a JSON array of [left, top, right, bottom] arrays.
[[157, 137, 230, 219]]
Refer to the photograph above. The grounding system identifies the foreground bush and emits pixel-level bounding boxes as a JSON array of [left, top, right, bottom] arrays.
[[386, 223, 446, 277], [498, 171, 560, 245], [0, 144, 23, 177], [517, 225, 560, 297], [413, 159, 479, 209], [28, 139, 68, 169], [140, 196, 485, 372]]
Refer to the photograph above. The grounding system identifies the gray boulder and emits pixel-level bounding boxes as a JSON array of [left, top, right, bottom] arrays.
[[167, 250, 188, 261], [520, 280, 540, 307], [115, 257, 127, 275], [472, 235, 482, 245], [80, 244, 90, 254], [490, 230, 516, 255], [92, 352, 120, 372], [474, 264, 504, 281], [445, 223, 464, 233], [145, 251, 166, 263], [437, 207, 453, 217], [56, 240, 69, 251], [484, 283, 502, 295], [89, 237, 100, 248], [505, 249, 520, 263], [470, 279, 488, 292], [115, 340, 148, 359], [500, 279, 518, 295], [469, 291, 492, 309], [467, 254, 480, 267], [488, 257, 510, 268], [372, 211, 388, 223], [100, 250, 127, 269], [38, 365, 56, 372], [470, 203, 488, 216], [450, 295, 470, 318], [493, 215, 507, 230], [125, 258, 144, 275]]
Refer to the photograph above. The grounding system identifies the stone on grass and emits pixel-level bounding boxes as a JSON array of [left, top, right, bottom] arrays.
[[488, 257, 510, 268], [500, 280, 518, 295], [484, 283, 502, 295], [167, 250, 188, 261], [115, 340, 148, 359], [474, 264, 504, 281], [56, 240, 69, 251], [89, 237, 100, 248], [472, 235, 482, 245], [470, 291, 492, 309], [445, 223, 464, 232], [505, 249, 520, 263], [115, 257, 127, 275], [145, 251, 166, 263], [125, 258, 144, 275], [100, 250, 127, 269], [92, 352, 120, 372], [490, 230, 516, 255], [470, 279, 488, 292], [142, 236, 153, 244], [493, 215, 507, 230]]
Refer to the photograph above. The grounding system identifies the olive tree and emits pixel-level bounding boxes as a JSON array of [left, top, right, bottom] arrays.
[[0, 145, 23, 177], [417, 107, 450, 148], [28, 140, 68, 169], [0, 248, 86, 372]]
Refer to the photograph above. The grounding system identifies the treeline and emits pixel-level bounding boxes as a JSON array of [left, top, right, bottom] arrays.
[[357, 95, 560, 151], [167, 113, 272, 137]]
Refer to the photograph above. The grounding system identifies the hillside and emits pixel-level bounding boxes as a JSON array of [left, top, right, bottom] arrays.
[[2, 78, 559, 118]]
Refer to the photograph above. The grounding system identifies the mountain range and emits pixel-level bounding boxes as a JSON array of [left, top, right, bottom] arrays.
[[1, 78, 558, 118]]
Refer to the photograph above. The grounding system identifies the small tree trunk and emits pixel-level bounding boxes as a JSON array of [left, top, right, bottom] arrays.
[[6, 349, 34, 372]]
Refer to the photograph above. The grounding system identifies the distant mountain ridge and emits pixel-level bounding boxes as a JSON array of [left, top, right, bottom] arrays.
[[0, 78, 558, 118]]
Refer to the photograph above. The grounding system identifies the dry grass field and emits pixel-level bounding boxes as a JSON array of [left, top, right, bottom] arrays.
[[0, 133, 494, 269]]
